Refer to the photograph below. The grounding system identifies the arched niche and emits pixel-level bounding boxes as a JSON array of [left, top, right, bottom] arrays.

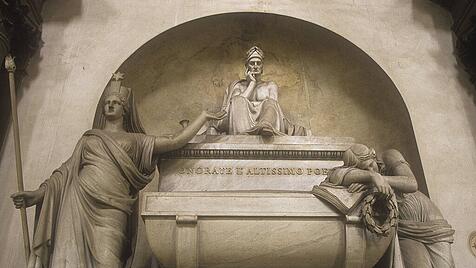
[[117, 12, 428, 194]]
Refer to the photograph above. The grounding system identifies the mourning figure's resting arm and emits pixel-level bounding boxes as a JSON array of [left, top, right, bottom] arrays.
[[327, 146, 418, 196], [340, 166, 418, 194]]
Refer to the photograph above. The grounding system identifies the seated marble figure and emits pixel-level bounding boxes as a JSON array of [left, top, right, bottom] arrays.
[[323, 144, 455, 268], [212, 46, 310, 136]]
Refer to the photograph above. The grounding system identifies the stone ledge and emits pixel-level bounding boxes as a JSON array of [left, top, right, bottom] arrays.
[[142, 191, 340, 217]]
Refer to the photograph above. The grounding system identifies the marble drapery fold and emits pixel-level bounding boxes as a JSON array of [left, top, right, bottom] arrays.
[[382, 160, 455, 267], [396, 191, 455, 268], [322, 146, 455, 268], [323, 170, 455, 267], [30, 129, 157, 268]]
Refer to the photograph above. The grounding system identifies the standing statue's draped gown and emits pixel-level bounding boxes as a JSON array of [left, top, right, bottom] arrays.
[[30, 129, 157, 268]]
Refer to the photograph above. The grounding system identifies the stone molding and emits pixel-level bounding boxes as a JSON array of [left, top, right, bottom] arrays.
[[162, 135, 353, 160], [164, 148, 344, 160]]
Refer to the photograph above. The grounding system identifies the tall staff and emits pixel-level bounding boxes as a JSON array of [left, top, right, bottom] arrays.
[[5, 55, 31, 262]]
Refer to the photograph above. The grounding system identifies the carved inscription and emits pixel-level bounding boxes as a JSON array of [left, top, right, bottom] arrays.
[[177, 167, 330, 176]]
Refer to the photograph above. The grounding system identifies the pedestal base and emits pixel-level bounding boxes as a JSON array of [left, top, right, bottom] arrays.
[[142, 191, 393, 268]]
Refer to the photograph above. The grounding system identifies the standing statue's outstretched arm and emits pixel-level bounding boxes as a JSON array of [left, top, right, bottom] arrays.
[[153, 110, 226, 154]]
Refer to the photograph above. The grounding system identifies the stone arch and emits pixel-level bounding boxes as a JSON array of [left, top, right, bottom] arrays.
[[116, 12, 428, 194]]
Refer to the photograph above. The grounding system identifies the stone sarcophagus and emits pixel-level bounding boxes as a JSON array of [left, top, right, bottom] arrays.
[[141, 136, 394, 268]]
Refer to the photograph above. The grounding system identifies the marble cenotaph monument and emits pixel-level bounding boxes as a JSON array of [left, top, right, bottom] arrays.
[[10, 46, 454, 268]]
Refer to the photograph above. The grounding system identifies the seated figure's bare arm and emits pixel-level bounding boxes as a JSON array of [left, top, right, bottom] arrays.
[[241, 73, 257, 99]]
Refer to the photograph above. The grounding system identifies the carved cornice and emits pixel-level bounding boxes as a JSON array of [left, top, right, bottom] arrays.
[[163, 148, 344, 161], [161, 136, 352, 161]]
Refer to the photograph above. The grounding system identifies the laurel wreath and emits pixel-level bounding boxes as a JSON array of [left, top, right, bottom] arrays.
[[362, 192, 398, 236]]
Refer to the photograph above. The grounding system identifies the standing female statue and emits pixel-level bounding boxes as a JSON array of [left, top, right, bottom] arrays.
[[11, 73, 225, 268]]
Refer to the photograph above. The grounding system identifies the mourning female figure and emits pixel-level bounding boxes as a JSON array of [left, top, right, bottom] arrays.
[[325, 144, 455, 267], [11, 73, 226, 268]]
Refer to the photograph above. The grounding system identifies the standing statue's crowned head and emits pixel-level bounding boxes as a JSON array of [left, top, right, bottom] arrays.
[[93, 72, 145, 133], [104, 73, 131, 120], [245, 46, 264, 77], [343, 143, 378, 172]]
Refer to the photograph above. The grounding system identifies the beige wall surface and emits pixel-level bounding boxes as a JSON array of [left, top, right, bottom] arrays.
[[0, 0, 475, 267]]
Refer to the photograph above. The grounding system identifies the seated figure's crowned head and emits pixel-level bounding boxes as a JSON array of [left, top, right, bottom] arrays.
[[246, 46, 264, 61], [245, 46, 264, 77]]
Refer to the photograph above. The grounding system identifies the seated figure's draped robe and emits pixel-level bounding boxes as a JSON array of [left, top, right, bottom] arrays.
[[216, 80, 308, 136], [31, 129, 157, 268]]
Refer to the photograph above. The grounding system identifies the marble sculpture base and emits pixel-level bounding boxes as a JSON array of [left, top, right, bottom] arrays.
[[141, 136, 393, 268]]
